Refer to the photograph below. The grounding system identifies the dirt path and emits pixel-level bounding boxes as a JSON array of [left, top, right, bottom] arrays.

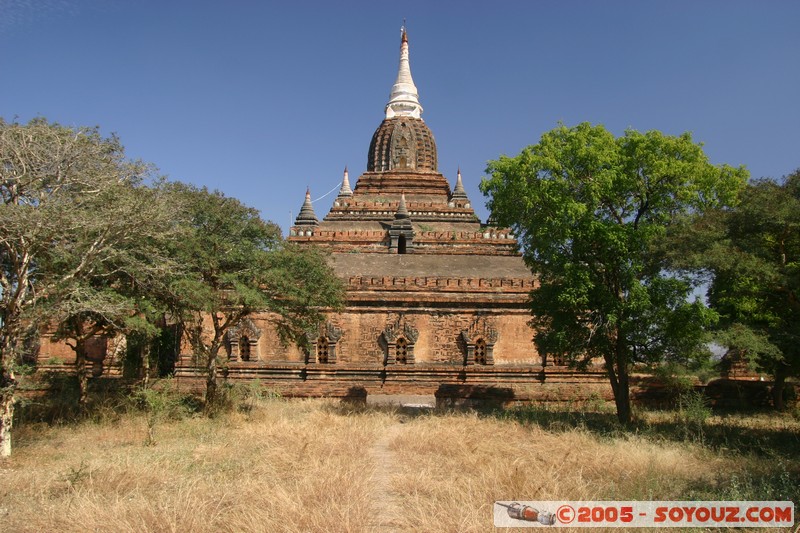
[[367, 421, 404, 532]]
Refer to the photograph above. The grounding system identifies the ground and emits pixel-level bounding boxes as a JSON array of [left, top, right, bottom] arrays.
[[1, 396, 798, 532]]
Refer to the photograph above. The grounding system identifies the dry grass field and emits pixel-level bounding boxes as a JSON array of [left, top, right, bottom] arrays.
[[0, 391, 798, 532]]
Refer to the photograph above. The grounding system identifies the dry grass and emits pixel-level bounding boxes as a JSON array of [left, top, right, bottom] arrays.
[[1, 398, 798, 532], [1, 400, 392, 532], [386, 407, 799, 532]]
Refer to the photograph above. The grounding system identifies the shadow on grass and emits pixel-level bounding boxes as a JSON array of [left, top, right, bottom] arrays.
[[491, 404, 624, 437], [681, 458, 799, 503], [329, 397, 799, 462], [373, 400, 800, 504], [645, 414, 799, 460], [327, 399, 439, 423], [489, 403, 800, 461]]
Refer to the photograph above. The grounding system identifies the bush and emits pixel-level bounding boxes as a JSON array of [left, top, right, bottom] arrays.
[[14, 372, 81, 424], [132, 378, 194, 445], [205, 380, 280, 418], [676, 389, 712, 441]]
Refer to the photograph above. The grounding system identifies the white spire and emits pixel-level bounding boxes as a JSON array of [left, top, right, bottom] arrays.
[[338, 166, 353, 197], [385, 27, 423, 119]]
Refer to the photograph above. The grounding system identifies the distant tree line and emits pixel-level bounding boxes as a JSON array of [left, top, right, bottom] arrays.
[[0, 118, 344, 456]]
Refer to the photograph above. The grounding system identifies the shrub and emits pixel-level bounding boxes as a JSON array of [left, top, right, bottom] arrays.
[[677, 389, 712, 442], [132, 378, 193, 445]]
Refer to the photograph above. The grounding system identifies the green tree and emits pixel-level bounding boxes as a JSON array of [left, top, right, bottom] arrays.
[[481, 123, 747, 425], [33, 176, 178, 410], [0, 118, 169, 453], [689, 172, 799, 409], [165, 184, 344, 408]]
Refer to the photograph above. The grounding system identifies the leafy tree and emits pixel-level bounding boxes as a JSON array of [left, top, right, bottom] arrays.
[[0, 118, 169, 454], [680, 172, 799, 409], [165, 184, 344, 408], [47, 200, 176, 410], [481, 123, 747, 425], [30, 174, 178, 410]]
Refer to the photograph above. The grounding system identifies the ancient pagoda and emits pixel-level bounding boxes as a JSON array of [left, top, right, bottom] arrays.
[[278, 29, 550, 396], [43, 29, 613, 403]]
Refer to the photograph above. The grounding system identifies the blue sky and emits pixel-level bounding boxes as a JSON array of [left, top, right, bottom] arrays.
[[2, 1, 798, 232]]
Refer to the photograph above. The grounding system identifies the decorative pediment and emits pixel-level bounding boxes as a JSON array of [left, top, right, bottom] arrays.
[[226, 318, 261, 362], [461, 317, 498, 366], [460, 317, 498, 345], [227, 318, 262, 342], [305, 321, 343, 344], [382, 316, 419, 344], [304, 325, 318, 345], [321, 321, 343, 343]]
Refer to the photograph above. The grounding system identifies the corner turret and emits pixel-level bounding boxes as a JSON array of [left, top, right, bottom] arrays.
[[293, 188, 319, 228]]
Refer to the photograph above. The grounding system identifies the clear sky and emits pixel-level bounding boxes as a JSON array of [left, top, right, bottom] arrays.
[[2, 1, 798, 232]]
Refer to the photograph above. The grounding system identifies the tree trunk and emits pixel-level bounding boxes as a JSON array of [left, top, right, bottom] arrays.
[[0, 381, 14, 457], [614, 368, 632, 426], [605, 362, 632, 426], [613, 328, 633, 427], [772, 368, 787, 411], [75, 341, 90, 413], [0, 315, 21, 457], [205, 352, 218, 409], [141, 343, 151, 389]]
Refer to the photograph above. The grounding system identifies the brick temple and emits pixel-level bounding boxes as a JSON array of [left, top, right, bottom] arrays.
[[173, 29, 611, 403], [284, 29, 538, 367], [32, 30, 781, 408], [39, 29, 615, 404]]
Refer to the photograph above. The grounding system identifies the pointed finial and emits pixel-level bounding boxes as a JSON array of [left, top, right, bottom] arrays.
[[401, 19, 407, 42], [385, 25, 422, 119], [338, 166, 353, 197], [395, 192, 409, 219], [295, 187, 319, 226], [452, 167, 468, 199]]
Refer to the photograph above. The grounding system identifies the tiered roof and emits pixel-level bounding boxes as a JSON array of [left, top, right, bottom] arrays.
[[290, 29, 514, 257]]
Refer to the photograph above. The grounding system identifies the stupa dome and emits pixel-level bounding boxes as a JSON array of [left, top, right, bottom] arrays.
[[365, 28, 437, 173], [367, 116, 438, 172]]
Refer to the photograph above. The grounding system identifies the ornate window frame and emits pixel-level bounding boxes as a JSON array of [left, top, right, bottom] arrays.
[[304, 321, 343, 364], [226, 318, 262, 362], [461, 318, 497, 366], [382, 317, 418, 365], [316, 336, 330, 363]]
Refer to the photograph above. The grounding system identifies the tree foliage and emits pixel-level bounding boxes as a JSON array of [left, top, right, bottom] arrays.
[[481, 122, 748, 425], [673, 171, 800, 408], [40, 180, 177, 408], [164, 183, 344, 407], [0, 118, 173, 452], [0, 117, 347, 454]]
